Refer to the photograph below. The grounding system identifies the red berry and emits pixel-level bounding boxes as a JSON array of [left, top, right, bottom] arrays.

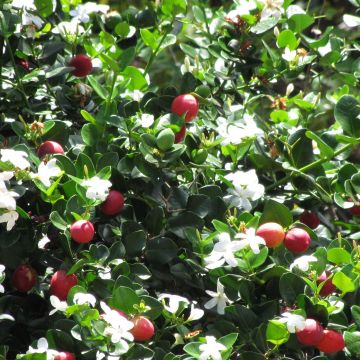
[[54, 352, 76, 360], [130, 316, 155, 342], [316, 330, 345, 353], [284, 228, 311, 253], [296, 319, 324, 346], [100, 190, 125, 216], [12, 264, 37, 292], [70, 220, 95, 244], [37, 141, 64, 158], [16, 58, 30, 71], [50, 270, 78, 301], [69, 54, 93, 77], [299, 211, 320, 229], [350, 205, 360, 216], [175, 125, 186, 143], [256, 222, 285, 248], [317, 271, 336, 296], [171, 94, 199, 122]]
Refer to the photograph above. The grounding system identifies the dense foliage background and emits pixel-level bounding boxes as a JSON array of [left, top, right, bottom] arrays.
[[1, 0, 360, 359]]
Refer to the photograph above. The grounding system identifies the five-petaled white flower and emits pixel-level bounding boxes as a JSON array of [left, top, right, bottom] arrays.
[[199, 336, 227, 360], [49, 296, 68, 315], [224, 169, 264, 211], [279, 312, 306, 333], [0, 211, 19, 231], [27, 337, 59, 359], [290, 255, 317, 272], [282, 47, 297, 62], [234, 228, 266, 254], [0, 185, 18, 211], [187, 302, 204, 322], [52, 20, 85, 38], [259, 0, 284, 20], [31, 159, 62, 187], [204, 232, 244, 269], [100, 302, 134, 349], [70, 2, 109, 23], [204, 281, 232, 315], [82, 176, 112, 201], [73, 292, 96, 307], [0, 149, 30, 170]]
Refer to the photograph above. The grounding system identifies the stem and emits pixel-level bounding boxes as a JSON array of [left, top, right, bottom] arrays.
[[266, 141, 358, 191], [4, 36, 30, 109], [144, 23, 173, 76]]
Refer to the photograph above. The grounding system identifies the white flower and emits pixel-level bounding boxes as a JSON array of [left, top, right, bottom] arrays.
[[70, 2, 109, 23], [0, 187, 18, 211], [187, 303, 204, 321], [225, 1, 257, 20], [204, 232, 244, 269], [49, 296, 68, 315], [290, 255, 317, 272], [100, 302, 134, 348], [0, 264, 5, 293], [52, 20, 85, 38], [224, 169, 265, 211], [38, 235, 50, 249], [11, 0, 36, 9], [199, 336, 226, 360], [21, 11, 44, 38], [282, 47, 297, 62], [140, 113, 154, 128], [27, 337, 59, 359], [31, 159, 62, 187], [0, 171, 14, 182], [73, 292, 96, 307], [82, 176, 112, 201], [204, 281, 232, 315], [0, 149, 30, 170], [0, 211, 19, 231], [234, 228, 266, 254], [158, 293, 190, 313], [259, 0, 284, 20], [279, 312, 306, 333]]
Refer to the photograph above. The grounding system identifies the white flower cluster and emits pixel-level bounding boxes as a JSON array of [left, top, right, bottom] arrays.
[[0, 171, 19, 231]]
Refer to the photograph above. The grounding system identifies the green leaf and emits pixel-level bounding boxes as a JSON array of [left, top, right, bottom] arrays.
[[87, 75, 109, 100], [277, 30, 298, 50], [305, 131, 334, 159], [288, 14, 314, 33], [34, 0, 54, 17], [266, 320, 289, 345], [345, 331, 360, 357], [122, 66, 148, 91], [146, 237, 178, 264], [251, 17, 279, 34], [123, 230, 146, 257], [112, 286, 140, 314], [161, 0, 187, 16], [327, 248, 352, 265], [81, 123, 98, 146], [49, 211, 68, 231], [140, 29, 158, 51], [218, 333, 238, 349], [334, 95, 360, 137], [332, 271, 355, 294], [351, 305, 360, 329], [279, 272, 306, 304], [259, 199, 293, 227]]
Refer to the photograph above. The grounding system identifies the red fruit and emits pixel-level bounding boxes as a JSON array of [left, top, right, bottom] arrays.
[[299, 211, 320, 229], [16, 58, 29, 71], [70, 220, 95, 244], [256, 222, 285, 248], [175, 125, 186, 143], [171, 94, 199, 122], [100, 190, 125, 216], [350, 205, 360, 216], [50, 270, 78, 301], [131, 316, 155, 342], [69, 54, 93, 77], [316, 330, 345, 353], [12, 265, 37, 292], [54, 352, 76, 360], [317, 271, 336, 296], [296, 319, 324, 346], [37, 141, 64, 158], [284, 228, 311, 253]]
